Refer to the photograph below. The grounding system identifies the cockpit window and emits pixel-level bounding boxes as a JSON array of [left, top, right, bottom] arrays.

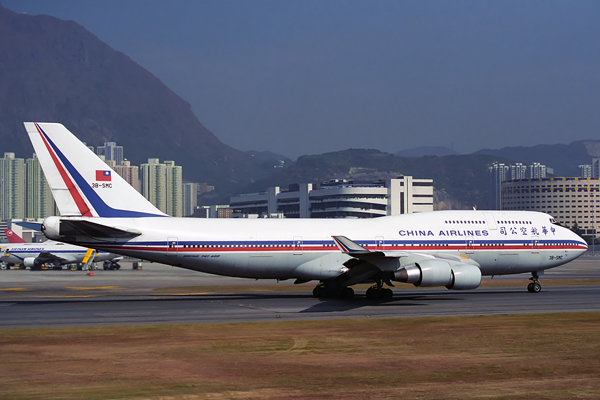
[[549, 217, 562, 226]]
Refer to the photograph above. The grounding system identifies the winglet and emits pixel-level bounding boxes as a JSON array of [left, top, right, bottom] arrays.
[[332, 236, 372, 255], [4, 229, 27, 244]]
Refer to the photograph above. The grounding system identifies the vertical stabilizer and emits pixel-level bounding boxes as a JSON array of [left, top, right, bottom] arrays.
[[4, 229, 27, 244], [24, 122, 168, 218]]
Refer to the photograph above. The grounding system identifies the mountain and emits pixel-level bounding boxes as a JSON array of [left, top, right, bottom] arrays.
[[238, 138, 600, 210], [0, 6, 270, 193], [395, 146, 460, 157], [240, 149, 513, 209], [473, 140, 600, 176]]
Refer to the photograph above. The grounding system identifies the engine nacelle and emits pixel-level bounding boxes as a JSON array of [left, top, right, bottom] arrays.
[[394, 259, 452, 287], [446, 264, 482, 290], [394, 260, 481, 290], [41, 216, 61, 240], [23, 257, 43, 268]]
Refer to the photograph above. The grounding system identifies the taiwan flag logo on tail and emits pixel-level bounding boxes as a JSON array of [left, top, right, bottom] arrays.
[[96, 170, 112, 181]]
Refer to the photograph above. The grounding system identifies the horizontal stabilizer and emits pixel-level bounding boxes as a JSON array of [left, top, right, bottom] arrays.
[[57, 219, 141, 240]]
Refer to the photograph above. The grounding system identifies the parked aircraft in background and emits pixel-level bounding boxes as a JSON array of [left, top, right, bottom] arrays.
[[26, 122, 588, 297], [1, 228, 120, 270], [4, 229, 27, 244]]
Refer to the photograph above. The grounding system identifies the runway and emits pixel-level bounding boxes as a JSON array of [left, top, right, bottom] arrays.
[[1, 258, 599, 328]]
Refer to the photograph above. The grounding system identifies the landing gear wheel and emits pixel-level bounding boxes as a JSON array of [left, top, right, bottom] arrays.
[[366, 287, 380, 300], [527, 272, 542, 293], [313, 285, 324, 298], [527, 282, 534, 293], [313, 285, 354, 299], [382, 288, 394, 300]]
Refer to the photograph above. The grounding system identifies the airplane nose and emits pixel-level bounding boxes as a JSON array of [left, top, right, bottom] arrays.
[[570, 230, 588, 255]]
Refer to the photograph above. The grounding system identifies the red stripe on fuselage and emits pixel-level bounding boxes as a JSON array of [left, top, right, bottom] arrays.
[[35, 124, 92, 217], [85, 243, 586, 254]]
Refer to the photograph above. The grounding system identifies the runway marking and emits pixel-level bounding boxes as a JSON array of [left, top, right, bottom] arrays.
[[65, 286, 123, 290], [0, 288, 30, 291]]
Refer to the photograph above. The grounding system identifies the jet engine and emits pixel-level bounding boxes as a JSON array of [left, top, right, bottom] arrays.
[[23, 257, 44, 269], [394, 259, 481, 290]]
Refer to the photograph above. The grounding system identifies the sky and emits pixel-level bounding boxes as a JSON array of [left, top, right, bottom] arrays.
[[4, 0, 600, 159]]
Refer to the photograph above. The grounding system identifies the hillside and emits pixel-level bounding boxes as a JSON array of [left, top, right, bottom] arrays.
[[240, 149, 515, 209], [239, 139, 600, 210], [473, 140, 598, 176], [0, 6, 274, 193]]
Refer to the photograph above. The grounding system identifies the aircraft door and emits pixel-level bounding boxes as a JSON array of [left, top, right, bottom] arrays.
[[531, 235, 540, 254], [293, 236, 303, 255], [167, 237, 178, 256], [484, 213, 497, 230], [466, 236, 475, 254], [376, 236, 384, 250]]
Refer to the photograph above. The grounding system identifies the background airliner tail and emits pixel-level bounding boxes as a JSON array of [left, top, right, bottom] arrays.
[[25, 122, 167, 218], [4, 229, 27, 244]]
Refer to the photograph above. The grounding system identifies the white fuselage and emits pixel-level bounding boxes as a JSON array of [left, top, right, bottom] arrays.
[[44, 210, 588, 282]]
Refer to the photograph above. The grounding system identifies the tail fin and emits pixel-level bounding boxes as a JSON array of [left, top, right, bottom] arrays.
[[25, 122, 167, 218], [4, 229, 27, 244]]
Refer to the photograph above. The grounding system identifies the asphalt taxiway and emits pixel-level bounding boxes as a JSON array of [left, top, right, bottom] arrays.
[[1, 258, 599, 328]]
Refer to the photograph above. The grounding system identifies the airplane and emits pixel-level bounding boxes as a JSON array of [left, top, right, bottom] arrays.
[[25, 122, 588, 298], [1, 228, 121, 270]]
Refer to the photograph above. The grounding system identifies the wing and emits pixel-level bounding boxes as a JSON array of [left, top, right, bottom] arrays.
[[34, 251, 76, 264], [331, 235, 481, 289]]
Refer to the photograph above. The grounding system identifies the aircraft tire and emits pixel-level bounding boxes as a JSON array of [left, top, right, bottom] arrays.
[[531, 282, 542, 293], [342, 287, 354, 299], [366, 287, 379, 300], [313, 286, 324, 298], [382, 288, 393, 300]]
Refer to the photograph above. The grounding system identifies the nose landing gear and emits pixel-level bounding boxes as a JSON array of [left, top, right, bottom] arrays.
[[527, 271, 542, 293]]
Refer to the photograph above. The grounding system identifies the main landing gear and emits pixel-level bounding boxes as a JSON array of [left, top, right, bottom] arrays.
[[366, 286, 393, 300], [365, 275, 394, 300], [313, 284, 354, 299], [527, 271, 542, 293]]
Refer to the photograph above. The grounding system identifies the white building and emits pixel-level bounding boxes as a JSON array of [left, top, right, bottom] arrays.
[[501, 177, 600, 240], [230, 177, 433, 218]]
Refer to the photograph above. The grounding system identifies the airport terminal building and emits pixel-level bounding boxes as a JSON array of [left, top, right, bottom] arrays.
[[501, 177, 600, 239], [230, 177, 434, 218]]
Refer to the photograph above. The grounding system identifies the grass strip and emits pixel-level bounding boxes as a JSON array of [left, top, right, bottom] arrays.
[[1, 312, 599, 399]]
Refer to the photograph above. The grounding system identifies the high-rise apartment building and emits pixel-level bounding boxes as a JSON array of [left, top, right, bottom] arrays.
[[529, 162, 547, 179], [0, 153, 25, 220], [593, 158, 600, 178], [489, 162, 549, 209], [25, 155, 55, 219], [140, 158, 182, 216], [96, 142, 124, 166], [580, 164, 593, 178], [165, 161, 182, 217], [114, 160, 139, 192], [183, 183, 198, 217], [488, 163, 510, 210], [510, 163, 527, 180]]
